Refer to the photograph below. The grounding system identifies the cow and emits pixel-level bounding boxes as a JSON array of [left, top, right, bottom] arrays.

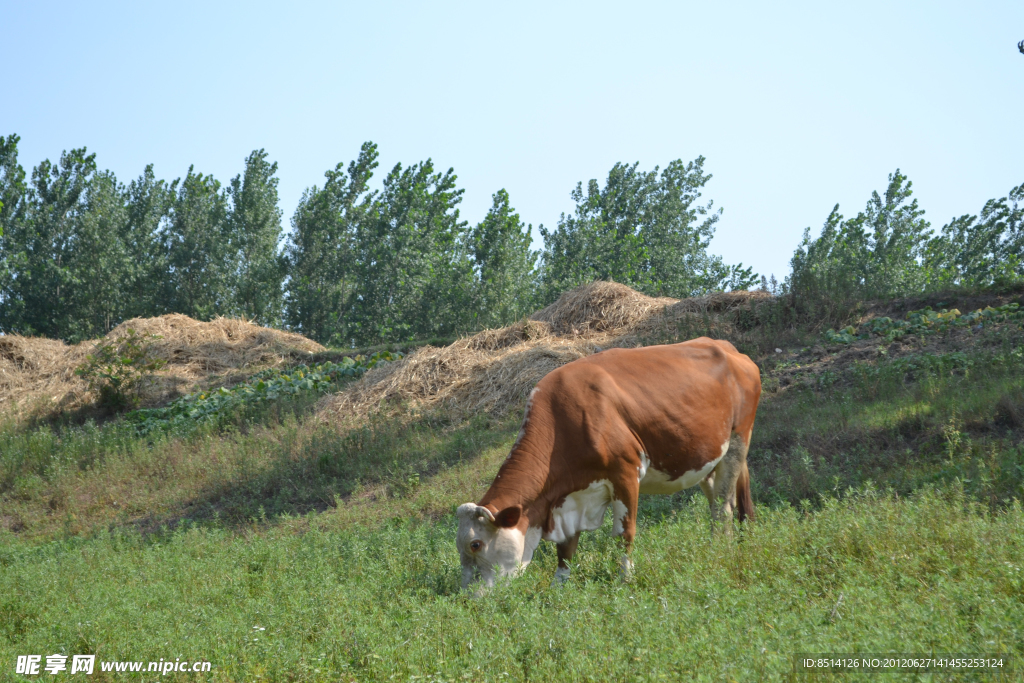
[[456, 337, 761, 591]]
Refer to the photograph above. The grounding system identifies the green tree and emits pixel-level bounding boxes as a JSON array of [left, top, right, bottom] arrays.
[[6, 147, 98, 339], [788, 205, 868, 300], [788, 169, 931, 301], [122, 165, 176, 319], [0, 135, 28, 236], [227, 149, 285, 326], [0, 134, 29, 332], [858, 170, 931, 296], [72, 170, 133, 336], [469, 189, 539, 328], [540, 157, 755, 302], [162, 167, 230, 320], [349, 158, 473, 345], [284, 142, 378, 343], [1, 141, 173, 340], [924, 182, 1024, 288]]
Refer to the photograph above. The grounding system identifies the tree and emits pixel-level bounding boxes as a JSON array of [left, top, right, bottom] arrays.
[[5, 147, 98, 339], [285, 145, 476, 346], [121, 165, 176, 319], [788, 205, 868, 300], [348, 158, 474, 345], [540, 157, 755, 302], [858, 170, 931, 297], [227, 149, 285, 326], [284, 142, 378, 343], [2, 142, 175, 340], [924, 182, 1024, 288], [469, 189, 539, 328], [72, 170, 132, 336], [0, 134, 29, 332], [0, 135, 27, 236], [788, 169, 931, 301], [996, 182, 1024, 271], [641, 159, 757, 296], [162, 167, 230, 320]]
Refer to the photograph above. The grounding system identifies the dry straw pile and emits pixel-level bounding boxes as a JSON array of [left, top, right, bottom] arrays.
[[0, 282, 769, 423], [0, 314, 323, 419], [320, 281, 770, 423]]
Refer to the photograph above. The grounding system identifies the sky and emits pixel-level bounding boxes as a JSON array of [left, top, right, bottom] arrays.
[[3, 1, 1023, 282]]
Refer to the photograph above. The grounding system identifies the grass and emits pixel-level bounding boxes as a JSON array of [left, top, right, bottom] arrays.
[[0, 394, 517, 539], [750, 329, 1024, 510], [2, 292, 1024, 681], [1, 488, 1020, 681]]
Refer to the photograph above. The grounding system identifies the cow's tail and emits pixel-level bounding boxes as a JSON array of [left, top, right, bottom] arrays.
[[736, 462, 755, 523]]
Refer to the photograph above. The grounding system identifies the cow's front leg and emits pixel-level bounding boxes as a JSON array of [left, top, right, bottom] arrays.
[[554, 533, 580, 585], [612, 479, 639, 582]]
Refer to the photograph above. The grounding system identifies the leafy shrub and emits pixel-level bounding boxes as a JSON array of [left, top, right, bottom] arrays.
[[74, 329, 167, 410], [128, 351, 400, 434], [823, 303, 1022, 344], [823, 326, 858, 344]]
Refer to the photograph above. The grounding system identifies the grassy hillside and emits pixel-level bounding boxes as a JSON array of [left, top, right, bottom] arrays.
[[2, 286, 1023, 681]]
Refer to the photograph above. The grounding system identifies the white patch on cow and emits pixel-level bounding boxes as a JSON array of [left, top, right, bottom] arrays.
[[612, 499, 628, 535], [637, 452, 649, 483], [638, 438, 732, 495], [521, 526, 542, 565], [553, 566, 571, 585], [509, 387, 540, 457], [492, 526, 528, 572], [544, 479, 613, 544]]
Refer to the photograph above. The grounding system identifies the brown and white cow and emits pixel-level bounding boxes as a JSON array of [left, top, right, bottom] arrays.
[[456, 337, 761, 590]]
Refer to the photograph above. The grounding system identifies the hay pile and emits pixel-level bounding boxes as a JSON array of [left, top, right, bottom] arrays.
[[322, 281, 769, 423], [326, 331, 597, 420], [530, 283, 677, 335], [0, 314, 323, 418], [0, 336, 90, 417]]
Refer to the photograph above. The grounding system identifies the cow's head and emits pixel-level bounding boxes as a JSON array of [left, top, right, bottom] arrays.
[[456, 503, 530, 591]]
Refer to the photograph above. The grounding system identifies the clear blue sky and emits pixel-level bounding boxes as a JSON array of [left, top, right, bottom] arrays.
[[4, 1, 1022, 282]]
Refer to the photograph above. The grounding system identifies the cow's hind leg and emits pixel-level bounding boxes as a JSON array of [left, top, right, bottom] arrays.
[[700, 471, 716, 512], [710, 433, 750, 535], [612, 479, 639, 581], [553, 533, 580, 585]]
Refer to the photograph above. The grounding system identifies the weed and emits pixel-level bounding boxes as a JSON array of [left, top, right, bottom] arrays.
[[74, 329, 167, 411], [129, 351, 400, 435], [824, 303, 1023, 345]]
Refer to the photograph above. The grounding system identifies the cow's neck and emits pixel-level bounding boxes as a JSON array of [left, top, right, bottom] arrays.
[[478, 417, 556, 528]]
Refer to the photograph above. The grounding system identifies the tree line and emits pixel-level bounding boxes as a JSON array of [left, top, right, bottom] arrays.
[[1, 132, 1021, 345], [788, 170, 1023, 303]]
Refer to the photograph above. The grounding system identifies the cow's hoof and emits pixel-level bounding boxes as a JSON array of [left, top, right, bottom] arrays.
[[618, 555, 635, 583], [552, 567, 571, 587]]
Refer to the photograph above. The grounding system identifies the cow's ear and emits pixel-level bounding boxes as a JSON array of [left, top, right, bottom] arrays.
[[494, 504, 522, 528]]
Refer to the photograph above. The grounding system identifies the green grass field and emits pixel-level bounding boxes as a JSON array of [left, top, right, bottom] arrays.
[[3, 489, 1021, 682], [2, 299, 1024, 681]]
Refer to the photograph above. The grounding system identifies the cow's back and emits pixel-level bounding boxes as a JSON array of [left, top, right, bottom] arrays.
[[533, 337, 760, 482]]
